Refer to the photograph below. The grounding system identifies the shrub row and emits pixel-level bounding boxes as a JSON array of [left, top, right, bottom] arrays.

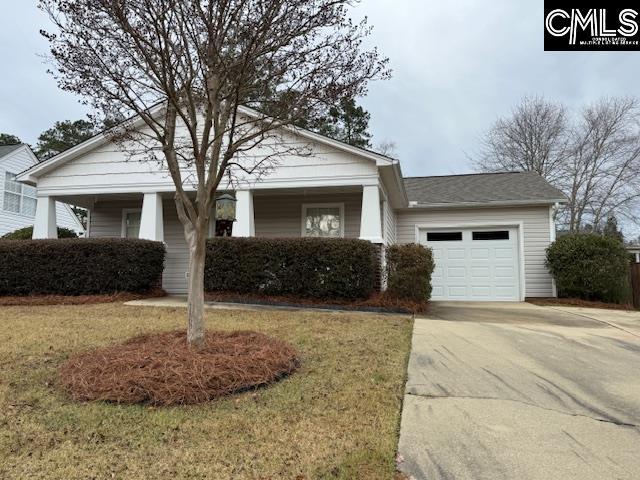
[[0, 238, 165, 296], [205, 237, 378, 299], [2, 226, 78, 240], [385, 244, 435, 302], [546, 233, 631, 304], [0, 235, 436, 302]]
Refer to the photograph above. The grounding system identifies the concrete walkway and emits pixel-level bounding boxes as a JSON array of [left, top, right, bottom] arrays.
[[397, 302, 640, 480]]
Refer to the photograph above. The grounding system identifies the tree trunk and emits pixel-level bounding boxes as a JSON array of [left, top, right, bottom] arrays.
[[186, 224, 207, 349]]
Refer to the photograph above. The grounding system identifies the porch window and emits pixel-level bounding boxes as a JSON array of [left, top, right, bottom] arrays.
[[122, 209, 142, 238], [302, 203, 344, 238], [3, 172, 37, 217]]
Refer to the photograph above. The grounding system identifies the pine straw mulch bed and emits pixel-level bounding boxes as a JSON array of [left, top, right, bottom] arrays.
[[205, 291, 429, 314], [526, 297, 637, 311], [58, 330, 300, 406], [0, 288, 166, 306]]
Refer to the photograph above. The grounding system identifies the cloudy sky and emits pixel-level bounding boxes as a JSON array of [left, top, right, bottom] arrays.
[[1, 0, 639, 178]]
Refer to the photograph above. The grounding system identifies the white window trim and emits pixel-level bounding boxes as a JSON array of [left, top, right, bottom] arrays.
[[301, 202, 345, 238], [121, 208, 142, 238], [3, 170, 37, 218]]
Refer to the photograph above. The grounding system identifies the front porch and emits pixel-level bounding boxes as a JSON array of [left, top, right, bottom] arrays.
[[33, 185, 391, 293]]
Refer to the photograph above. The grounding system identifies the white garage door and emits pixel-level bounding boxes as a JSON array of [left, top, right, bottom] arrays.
[[420, 228, 521, 301]]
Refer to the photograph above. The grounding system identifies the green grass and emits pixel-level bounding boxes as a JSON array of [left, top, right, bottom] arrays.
[[0, 303, 412, 479]]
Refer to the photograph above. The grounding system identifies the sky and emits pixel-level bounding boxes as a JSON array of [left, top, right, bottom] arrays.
[[1, 0, 639, 179]]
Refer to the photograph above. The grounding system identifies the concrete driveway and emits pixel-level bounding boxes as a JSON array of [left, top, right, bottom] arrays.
[[397, 302, 640, 480]]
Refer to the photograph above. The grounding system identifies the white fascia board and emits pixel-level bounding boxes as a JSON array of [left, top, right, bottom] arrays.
[[379, 163, 408, 208], [236, 105, 396, 166], [19, 134, 108, 182], [16, 104, 165, 184], [403, 198, 568, 210], [35, 174, 381, 197]]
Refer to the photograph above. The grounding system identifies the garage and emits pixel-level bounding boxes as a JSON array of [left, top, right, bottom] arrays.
[[419, 227, 522, 301]]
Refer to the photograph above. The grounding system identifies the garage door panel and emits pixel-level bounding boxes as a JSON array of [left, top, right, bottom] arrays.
[[470, 266, 490, 278], [495, 248, 515, 259], [495, 286, 518, 298], [447, 267, 466, 278], [421, 227, 520, 302], [432, 266, 444, 279], [470, 248, 490, 259], [447, 286, 468, 298], [471, 286, 491, 297], [447, 249, 466, 260], [432, 286, 445, 297], [495, 266, 515, 278], [432, 248, 445, 260]]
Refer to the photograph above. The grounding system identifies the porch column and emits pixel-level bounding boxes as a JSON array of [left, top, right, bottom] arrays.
[[33, 196, 57, 239], [139, 193, 164, 241], [359, 185, 383, 243], [234, 190, 255, 237]]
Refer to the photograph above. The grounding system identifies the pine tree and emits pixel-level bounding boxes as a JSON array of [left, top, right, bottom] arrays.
[[602, 215, 624, 243]]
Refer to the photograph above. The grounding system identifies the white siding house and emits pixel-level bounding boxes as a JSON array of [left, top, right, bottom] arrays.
[[17, 109, 565, 300], [0, 144, 84, 237], [396, 205, 555, 299]]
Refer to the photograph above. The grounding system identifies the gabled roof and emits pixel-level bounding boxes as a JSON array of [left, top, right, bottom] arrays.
[[0, 143, 40, 168], [0, 144, 25, 160], [17, 104, 398, 184], [404, 172, 566, 207]]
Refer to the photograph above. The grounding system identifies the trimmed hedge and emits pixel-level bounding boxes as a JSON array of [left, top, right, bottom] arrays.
[[205, 237, 378, 299], [546, 233, 631, 303], [386, 244, 435, 301], [2, 226, 78, 239], [0, 238, 165, 296]]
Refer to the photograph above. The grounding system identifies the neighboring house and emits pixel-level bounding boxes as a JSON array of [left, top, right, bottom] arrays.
[[628, 245, 640, 264], [0, 144, 84, 237], [17, 110, 565, 301]]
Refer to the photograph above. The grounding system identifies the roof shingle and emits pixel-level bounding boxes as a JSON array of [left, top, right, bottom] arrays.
[[403, 172, 566, 205], [0, 144, 24, 159]]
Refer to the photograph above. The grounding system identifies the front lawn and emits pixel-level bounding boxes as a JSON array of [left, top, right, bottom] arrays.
[[0, 303, 412, 479]]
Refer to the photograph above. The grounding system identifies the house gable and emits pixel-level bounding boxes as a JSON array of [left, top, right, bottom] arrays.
[[19, 108, 398, 198], [0, 144, 38, 173], [0, 145, 84, 235]]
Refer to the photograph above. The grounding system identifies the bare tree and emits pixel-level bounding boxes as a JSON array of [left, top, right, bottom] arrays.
[[376, 140, 397, 158], [474, 95, 569, 183], [561, 97, 640, 232], [40, 0, 389, 347], [474, 95, 640, 235]]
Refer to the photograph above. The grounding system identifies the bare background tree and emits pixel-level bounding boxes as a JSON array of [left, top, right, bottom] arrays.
[[561, 97, 640, 232], [474, 95, 640, 235], [40, 0, 389, 347], [473, 95, 569, 183], [376, 140, 397, 158]]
